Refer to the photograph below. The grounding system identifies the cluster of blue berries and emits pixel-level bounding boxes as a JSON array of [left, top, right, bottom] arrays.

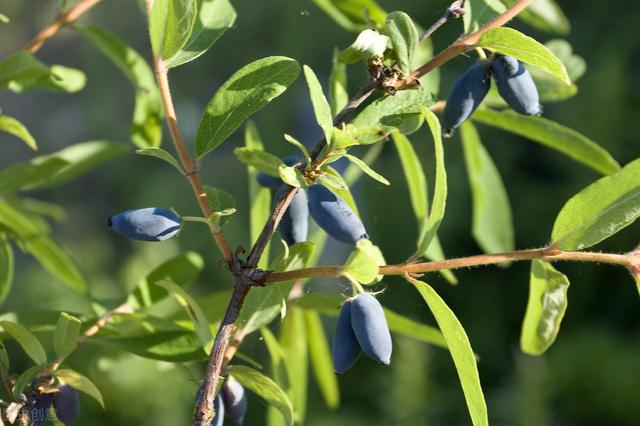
[[257, 156, 369, 246], [332, 293, 392, 374], [443, 54, 541, 136]]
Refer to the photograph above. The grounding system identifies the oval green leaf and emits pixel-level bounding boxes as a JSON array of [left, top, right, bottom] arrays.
[[196, 56, 301, 157], [0, 321, 47, 364]]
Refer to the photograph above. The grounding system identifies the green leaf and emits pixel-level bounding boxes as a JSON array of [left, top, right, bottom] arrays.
[[136, 147, 181, 171], [520, 260, 570, 355], [0, 158, 67, 193], [283, 134, 310, 166], [0, 238, 12, 305], [238, 243, 315, 334], [279, 166, 306, 188], [228, 365, 294, 426], [463, 0, 506, 33], [384, 11, 418, 72], [23, 237, 87, 293], [323, 166, 360, 217], [13, 365, 46, 399], [262, 327, 289, 426], [196, 57, 301, 157], [303, 65, 333, 146], [476, 27, 570, 84], [0, 51, 49, 89], [204, 185, 236, 225], [503, 0, 570, 35], [338, 29, 389, 64], [53, 312, 81, 359], [234, 147, 284, 176], [245, 123, 271, 269], [95, 328, 206, 362], [329, 48, 348, 116], [550, 158, 640, 250], [333, 124, 386, 148], [416, 108, 447, 257], [128, 252, 204, 309], [304, 310, 339, 409], [155, 280, 213, 348], [311, 0, 387, 31], [384, 308, 447, 349], [472, 109, 620, 176], [353, 88, 434, 133], [164, 0, 236, 67], [0, 13, 9, 24], [0, 321, 47, 364], [7, 65, 86, 94], [279, 307, 308, 424], [391, 132, 457, 284], [55, 369, 105, 408], [343, 153, 389, 185], [0, 340, 9, 370], [343, 245, 379, 285], [0, 115, 36, 150], [412, 280, 488, 426], [78, 26, 163, 148], [26, 140, 131, 189], [149, 0, 198, 60], [460, 122, 514, 253]]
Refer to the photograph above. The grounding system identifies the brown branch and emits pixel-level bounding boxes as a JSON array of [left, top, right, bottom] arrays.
[[262, 248, 634, 284], [419, 0, 466, 43], [400, 0, 533, 89], [25, 0, 102, 53]]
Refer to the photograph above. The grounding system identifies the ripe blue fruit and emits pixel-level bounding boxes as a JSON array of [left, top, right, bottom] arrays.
[[53, 385, 79, 426], [350, 293, 392, 366], [490, 54, 541, 116], [108, 208, 182, 241], [275, 186, 308, 245], [222, 377, 247, 426], [256, 155, 301, 188], [211, 394, 225, 426], [30, 393, 53, 425], [443, 61, 491, 136], [307, 184, 368, 245], [332, 300, 361, 374]]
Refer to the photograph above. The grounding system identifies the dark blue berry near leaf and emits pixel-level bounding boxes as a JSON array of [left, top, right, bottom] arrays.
[[490, 54, 541, 116], [108, 207, 182, 241], [332, 299, 362, 374], [53, 385, 79, 426], [350, 293, 392, 366], [443, 61, 491, 136], [308, 184, 368, 245]]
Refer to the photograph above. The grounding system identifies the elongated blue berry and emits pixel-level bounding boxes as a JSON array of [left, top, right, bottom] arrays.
[[108, 208, 182, 241], [332, 300, 361, 374], [53, 385, 79, 426], [350, 293, 392, 365], [308, 184, 368, 244], [222, 377, 247, 426], [490, 55, 541, 116], [443, 61, 490, 136], [211, 394, 225, 426], [30, 393, 53, 425], [257, 155, 301, 188], [275, 186, 308, 245]]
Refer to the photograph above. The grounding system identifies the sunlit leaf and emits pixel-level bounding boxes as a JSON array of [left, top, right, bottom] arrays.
[[0, 115, 36, 150], [520, 260, 570, 355], [0, 321, 47, 364], [149, 0, 198, 60], [304, 310, 339, 408], [56, 369, 105, 408], [53, 312, 81, 359]]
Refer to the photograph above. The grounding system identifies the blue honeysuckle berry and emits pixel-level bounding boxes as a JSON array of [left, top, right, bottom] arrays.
[[275, 185, 308, 245], [256, 155, 303, 188], [222, 377, 247, 426], [490, 54, 541, 116], [211, 394, 225, 426], [30, 392, 53, 426], [107, 207, 182, 242], [307, 184, 368, 245], [53, 385, 79, 426], [443, 61, 491, 136], [350, 293, 392, 366], [332, 299, 362, 374]]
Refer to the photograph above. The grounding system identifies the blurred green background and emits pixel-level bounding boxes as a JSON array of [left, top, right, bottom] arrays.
[[1, 0, 640, 425]]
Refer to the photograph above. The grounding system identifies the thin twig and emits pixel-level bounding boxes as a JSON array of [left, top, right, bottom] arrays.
[[419, 0, 466, 43], [262, 248, 634, 284], [25, 0, 102, 53]]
